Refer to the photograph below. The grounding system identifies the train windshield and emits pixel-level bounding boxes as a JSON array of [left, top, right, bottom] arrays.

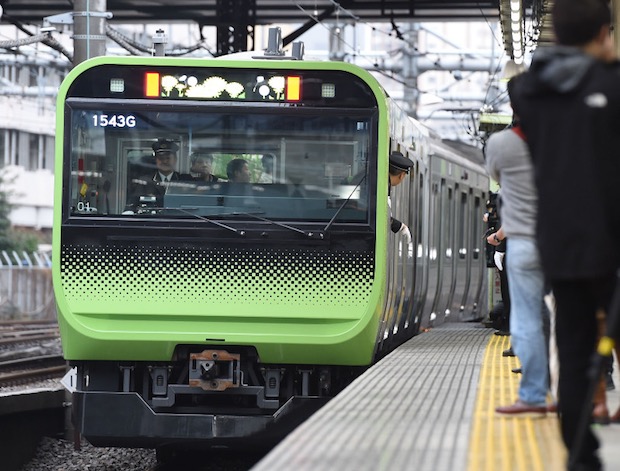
[[66, 103, 375, 224]]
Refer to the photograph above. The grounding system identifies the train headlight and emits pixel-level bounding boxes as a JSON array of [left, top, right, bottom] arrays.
[[110, 78, 125, 93], [322, 83, 336, 98]]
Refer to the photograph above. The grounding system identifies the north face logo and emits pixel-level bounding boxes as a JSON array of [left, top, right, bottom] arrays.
[[584, 93, 608, 108]]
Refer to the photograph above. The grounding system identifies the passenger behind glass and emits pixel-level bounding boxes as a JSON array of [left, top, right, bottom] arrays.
[[124, 138, 192, 212], [226, 158, 251, 183], [190, 152, 223, 183], [258, 155, 275, 183]]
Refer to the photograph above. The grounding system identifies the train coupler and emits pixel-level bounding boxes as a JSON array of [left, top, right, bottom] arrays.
[[189, 350, 241, 391]]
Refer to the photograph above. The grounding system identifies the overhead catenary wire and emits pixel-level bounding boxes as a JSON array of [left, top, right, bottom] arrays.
[[0, 17, 73, 62], [105, 25, 145, 55], [287, 0, 508, 142], [0, 32, 52, 49], [0, 19, 211, 61], [105, 25, 213, 57]]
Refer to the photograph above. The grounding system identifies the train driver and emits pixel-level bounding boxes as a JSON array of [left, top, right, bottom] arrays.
[[151, 139, 185, 183], [124, 138, 192, 212], [388, 151, 413, 244]]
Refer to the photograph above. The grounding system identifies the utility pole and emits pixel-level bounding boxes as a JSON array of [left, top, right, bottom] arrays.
[[73, 0, 107, 65], [401, 23, 420, 118]]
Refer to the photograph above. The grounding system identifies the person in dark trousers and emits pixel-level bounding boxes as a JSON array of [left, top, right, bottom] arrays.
[[484, 193, 511, 338], [509, 0, 620, 468]]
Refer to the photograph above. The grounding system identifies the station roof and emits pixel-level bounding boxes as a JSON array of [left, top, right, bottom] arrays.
[[1, 1, 550, 74], [0, 0, 533, 24]]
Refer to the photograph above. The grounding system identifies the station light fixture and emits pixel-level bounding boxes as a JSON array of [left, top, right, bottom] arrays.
[[500, 0, 556, 63], [510, 0, 524, 64], [499, 0, 529, 65]]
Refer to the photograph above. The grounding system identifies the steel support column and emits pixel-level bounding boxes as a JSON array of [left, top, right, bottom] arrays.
[[216, 0, 256, 56], [73, 0, 107, 65]]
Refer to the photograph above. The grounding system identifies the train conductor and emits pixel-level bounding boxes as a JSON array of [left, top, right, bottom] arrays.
[[124, 138, 192, 212], [388, 151, 413, 243]]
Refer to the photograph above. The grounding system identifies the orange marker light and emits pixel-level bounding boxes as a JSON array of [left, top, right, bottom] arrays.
[[286, 76, 301, 101], [145, 72, 160, 97]]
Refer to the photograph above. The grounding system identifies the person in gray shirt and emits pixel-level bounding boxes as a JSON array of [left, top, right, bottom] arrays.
[[485, 99, 551, 417]]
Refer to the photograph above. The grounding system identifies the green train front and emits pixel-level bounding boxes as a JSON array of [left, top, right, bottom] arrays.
[[54, 56, 392, 447]]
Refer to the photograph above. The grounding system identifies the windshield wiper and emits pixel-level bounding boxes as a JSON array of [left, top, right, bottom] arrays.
[[137, 206, 312, 238], [236, 212, 319, 238], [323, 174, 367, 233], [162, 207, 245, 235]]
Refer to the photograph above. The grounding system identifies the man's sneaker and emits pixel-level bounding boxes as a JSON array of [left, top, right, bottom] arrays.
[[502, 347, 515, 357], [592, 403, 610, 425], [495, 400, 547, 418]]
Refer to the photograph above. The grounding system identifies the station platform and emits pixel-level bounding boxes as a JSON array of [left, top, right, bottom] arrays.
[[253, 322, 620, 471]]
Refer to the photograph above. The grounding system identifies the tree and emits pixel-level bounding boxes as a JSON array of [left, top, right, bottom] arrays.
[[0, 169, 39, 261], [0, 170, 13, 249]]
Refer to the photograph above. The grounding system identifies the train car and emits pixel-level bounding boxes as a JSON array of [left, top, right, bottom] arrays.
[[53, 48, 488, 454]]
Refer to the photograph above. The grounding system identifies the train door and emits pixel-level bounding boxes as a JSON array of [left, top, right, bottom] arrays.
[[442, 184, 457, 319], [458, 189, 472, 315], [394, 162, 418, 340], [69, 133, 159, 217], [429, 178, 451, 325], [424, 175, 442, 327], [462, 193, 486, 320], [379, 153, 416, 351], [412, 171, 428, 330], [451, 189, 468, 316], [119, 139, 158, 214], [377, 222, 396, 353]]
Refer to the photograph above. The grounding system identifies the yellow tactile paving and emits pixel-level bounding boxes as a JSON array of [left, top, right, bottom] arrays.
[[468, 334, 567, 471]]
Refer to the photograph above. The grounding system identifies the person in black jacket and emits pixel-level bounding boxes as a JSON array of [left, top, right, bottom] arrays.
[[484, 192, 511, 337], [388, 151, 413, 244], [509, 0, 620, 469], [125, 138, 193, 212]]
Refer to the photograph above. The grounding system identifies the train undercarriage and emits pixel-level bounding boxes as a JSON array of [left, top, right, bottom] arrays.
[[67, 345, 365, 449]]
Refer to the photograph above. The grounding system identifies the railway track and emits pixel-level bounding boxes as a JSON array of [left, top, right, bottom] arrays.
[[0, 320, 64, 387], [0, 354, 66, 387], [0, 320, 60, 346]]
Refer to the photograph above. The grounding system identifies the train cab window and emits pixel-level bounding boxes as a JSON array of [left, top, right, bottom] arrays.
[[64, 105, 376, 225]]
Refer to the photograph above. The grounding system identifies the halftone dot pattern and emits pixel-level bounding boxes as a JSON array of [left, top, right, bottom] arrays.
[[60, 245, 375, 306]]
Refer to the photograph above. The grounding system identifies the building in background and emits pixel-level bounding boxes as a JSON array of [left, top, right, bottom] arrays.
[[0, 43, 65, 238]]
